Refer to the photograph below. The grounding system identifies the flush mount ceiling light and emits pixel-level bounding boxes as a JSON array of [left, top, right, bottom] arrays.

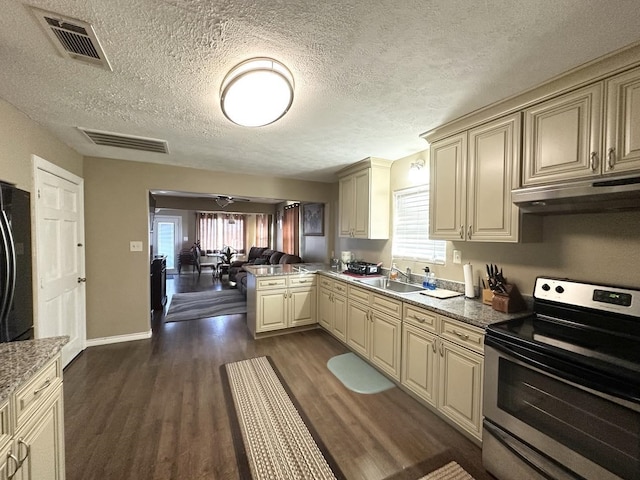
[[220, 57, 294, 127]]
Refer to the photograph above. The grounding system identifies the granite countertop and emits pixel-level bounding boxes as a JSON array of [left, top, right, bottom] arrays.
[[244, 263, 328, 277], [0, 336, 69, 404], [318, 271, 531, 329]]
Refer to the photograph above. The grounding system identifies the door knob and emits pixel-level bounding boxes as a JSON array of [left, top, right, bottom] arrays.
[[77, 277, 87, 283]]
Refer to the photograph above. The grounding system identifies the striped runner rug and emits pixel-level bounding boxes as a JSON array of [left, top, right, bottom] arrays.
[[417, 461, 475, 480], [222, 356, 345, 480], [164, 289, 247, 323]]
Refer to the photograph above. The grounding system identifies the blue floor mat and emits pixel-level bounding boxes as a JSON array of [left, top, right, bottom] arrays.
[[327, 352, 395, 394]]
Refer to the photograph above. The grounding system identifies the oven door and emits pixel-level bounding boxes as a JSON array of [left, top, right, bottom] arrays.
[[483, 342, 640, 480]]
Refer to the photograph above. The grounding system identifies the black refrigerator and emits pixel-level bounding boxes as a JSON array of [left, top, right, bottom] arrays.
[[0, 182, 33, 342]]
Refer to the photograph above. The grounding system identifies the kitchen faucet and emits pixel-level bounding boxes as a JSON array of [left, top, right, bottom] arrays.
[[390, 265, 412, 282]]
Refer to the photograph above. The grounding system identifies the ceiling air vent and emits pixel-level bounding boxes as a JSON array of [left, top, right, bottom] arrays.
[[78, 128, 169, 154], [31, 7, 112, 70]]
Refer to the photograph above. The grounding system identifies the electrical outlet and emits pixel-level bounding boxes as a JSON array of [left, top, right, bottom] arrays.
[[130, 241, 143, 252], [453, 250, 462, 264]]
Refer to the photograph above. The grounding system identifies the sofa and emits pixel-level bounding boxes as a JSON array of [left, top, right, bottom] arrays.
[[230, 247, 303, 295]]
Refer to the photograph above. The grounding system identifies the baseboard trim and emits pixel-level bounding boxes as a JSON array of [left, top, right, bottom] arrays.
[[86, 330, 152, 347]]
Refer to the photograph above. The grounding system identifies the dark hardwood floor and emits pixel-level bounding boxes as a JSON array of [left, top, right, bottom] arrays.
[[63, 272, 492, 480]]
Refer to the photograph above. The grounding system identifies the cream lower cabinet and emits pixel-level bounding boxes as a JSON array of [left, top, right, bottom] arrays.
[[318, 278, 347, 343], [401, 305, 484, 441], [346, 285, 402, 380], [437, 337, 484, 440], [248, 274, 317, 336], [0, 355, 65, 480]]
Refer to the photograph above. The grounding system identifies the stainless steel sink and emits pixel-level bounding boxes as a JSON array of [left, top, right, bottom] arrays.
[[354, 277, 425, 293]]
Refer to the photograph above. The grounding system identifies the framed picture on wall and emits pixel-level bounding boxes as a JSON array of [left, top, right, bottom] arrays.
[[303, 203, 324, 236]]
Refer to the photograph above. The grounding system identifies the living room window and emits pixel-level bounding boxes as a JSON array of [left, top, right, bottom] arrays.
[[282, 203, 300, 255], [392, 186, 446, 264], [196, 212, 246, 252], [255, 214, 271, 247]]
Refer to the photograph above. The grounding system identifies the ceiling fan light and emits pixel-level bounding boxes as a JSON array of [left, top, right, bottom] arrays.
[[215, 197, 231, 208], [220, 58, 294, 127]]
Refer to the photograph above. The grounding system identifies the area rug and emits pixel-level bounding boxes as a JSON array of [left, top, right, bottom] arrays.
[[221, 356, 345, 480], [327, 352, 395, 394], [417, 462, 475, 480], [164, 289, 247, 323]]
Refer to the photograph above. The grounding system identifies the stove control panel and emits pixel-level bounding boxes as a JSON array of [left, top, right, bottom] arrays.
[[534, 277, 640, 317]]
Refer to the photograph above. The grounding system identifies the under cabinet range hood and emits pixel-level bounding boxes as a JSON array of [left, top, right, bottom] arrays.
[[512, 174, 640, 214]]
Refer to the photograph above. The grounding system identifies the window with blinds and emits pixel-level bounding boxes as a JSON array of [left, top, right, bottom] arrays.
[[392, 186, 446, 264]]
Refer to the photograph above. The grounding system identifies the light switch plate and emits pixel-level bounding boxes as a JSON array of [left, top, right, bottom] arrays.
[[453, 250, 462, 264], [130, 241, 143, 252]]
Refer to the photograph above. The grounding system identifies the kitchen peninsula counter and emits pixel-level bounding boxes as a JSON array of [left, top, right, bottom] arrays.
[[318, 270, 530, 329], [243, 263, 327, 277], [0, 336, 68, 403]]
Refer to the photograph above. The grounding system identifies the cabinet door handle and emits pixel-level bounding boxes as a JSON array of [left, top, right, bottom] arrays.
[[17, 438, 29, 465], [267, 282, 278, 285], [608, 148, 616, 169], [439, 342, 444, 357], [7, 452, 20, 479], [459, 225, 464, 239], [590, 151, 599, 171], [467, 225, 472, 240], [432, 341, 437, 353], [33, 377, 52, 395], [413, 315, 426, 323], [452, 329, 469, 340], [298, 279, 307, 283]]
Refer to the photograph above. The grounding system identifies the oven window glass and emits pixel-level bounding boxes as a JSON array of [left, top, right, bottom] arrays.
[[497, 358, 639, 480]]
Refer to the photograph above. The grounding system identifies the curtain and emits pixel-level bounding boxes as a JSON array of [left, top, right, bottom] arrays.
[[282, 204, 299, 255], [255, 214, 271, 247], [196, 212, 246, 252]]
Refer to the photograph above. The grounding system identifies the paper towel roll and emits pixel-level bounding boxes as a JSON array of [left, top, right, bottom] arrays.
[[463, 263, 475, 298]]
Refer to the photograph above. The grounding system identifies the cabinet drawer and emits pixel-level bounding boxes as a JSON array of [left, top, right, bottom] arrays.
[[333, 281, 348, 295], [440, 317, 484, 354], [257, 277, 287, 290], [289, 275, 316, 287], [403, 304, 438, 332], [0, 400, 10, 449], [319, 277, 333, 289], [371, 293, 402, 319], [13, 357, 62, 429], [348, 285, 370, 304]]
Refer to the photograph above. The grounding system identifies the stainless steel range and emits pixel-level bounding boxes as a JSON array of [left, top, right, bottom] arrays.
[[483, 277, 640, 480]]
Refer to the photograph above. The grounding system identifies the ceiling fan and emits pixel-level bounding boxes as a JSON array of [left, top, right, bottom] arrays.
[[214, 195, 250, 208]]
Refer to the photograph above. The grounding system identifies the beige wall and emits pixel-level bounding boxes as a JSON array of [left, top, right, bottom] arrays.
[[388, 151, 640, 294], [0, 98, 83, 189], [83, 156, 336, 339]]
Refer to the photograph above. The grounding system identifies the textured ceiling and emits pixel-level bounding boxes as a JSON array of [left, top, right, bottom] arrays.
[[1, 1, 639, 182]]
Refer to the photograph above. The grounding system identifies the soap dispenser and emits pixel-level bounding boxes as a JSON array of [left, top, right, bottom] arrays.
[[422, 267, 430, 288]]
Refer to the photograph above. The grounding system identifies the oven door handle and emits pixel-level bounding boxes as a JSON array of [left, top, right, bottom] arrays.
[[485, 336, 640, 405]]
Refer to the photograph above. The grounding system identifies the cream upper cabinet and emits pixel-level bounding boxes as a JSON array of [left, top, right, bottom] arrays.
[[430, 113, 531, 242], [524, 66, 640, 185], [338, 157, 392, 239], [605, 67, 640, 173], [429, 133, 466, 241], [523, 84, 603, 185]]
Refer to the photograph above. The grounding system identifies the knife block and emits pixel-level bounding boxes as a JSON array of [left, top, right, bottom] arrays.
[[491, 284, 527, 313], [482, 289, 494, 305]]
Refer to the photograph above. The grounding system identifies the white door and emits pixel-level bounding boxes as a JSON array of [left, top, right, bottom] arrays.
[[153, 215, 182, 274], [33, 156, 86, 367]]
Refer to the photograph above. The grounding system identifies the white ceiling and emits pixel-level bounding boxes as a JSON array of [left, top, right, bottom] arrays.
[[2, 1, 639, 183]]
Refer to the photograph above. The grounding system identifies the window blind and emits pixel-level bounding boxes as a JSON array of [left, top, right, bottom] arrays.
[[392, 186, 446, 263]]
